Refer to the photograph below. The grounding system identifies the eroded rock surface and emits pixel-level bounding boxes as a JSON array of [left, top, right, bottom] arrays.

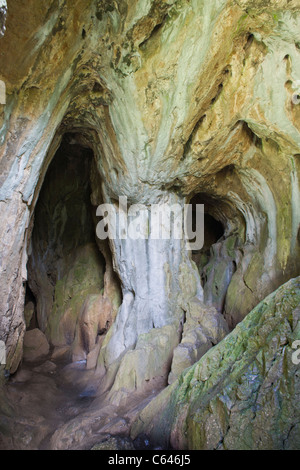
[[131, 276, 300, 450], [0, 0, 299, 450], [23, 328, 50, 363], [0, 0, 299, 377]]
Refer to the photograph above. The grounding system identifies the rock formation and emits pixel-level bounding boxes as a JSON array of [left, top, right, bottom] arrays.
[[131, 277, 300, 450], [0, 0, 299, 450]]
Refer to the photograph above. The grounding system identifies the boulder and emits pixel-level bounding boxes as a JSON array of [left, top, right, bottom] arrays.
[[23, 329, 50, 362], [169, 298, 229, 383]]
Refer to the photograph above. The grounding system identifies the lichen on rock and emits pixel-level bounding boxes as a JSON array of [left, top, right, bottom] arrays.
[[0, 0, 299, 450], [131, 276, 300, 450]]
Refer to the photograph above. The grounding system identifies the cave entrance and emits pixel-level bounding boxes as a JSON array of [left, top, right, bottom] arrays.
[[24, 282, 38, 331], [190, 193, 225, 269], [24, 134, 120, 369], [190, 193, 237, 314]]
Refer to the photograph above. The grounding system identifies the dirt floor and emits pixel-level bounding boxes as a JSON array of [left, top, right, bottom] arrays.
[[0, 353, 163, 450]]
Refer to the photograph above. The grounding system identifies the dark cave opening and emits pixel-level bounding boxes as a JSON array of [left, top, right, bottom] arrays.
[[190, 193, 225, 270], [24, 134, 119, 367], [24, 282, 38, 331], [190, 193, 238, 314], [8, 136, 124, 449]]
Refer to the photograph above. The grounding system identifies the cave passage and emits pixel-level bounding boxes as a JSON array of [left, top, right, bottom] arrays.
[[24, 135, 110, 366], [5, 135, 125, 450], [190, 193, 226, 277], [190, 193, 237, 315]]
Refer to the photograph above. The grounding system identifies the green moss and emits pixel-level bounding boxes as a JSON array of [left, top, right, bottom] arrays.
[[233, 12, 249, 37], [224, 235, 238, 259], [132, 277, 300, 449]]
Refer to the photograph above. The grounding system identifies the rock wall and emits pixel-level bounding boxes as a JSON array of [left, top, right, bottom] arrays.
[[0, 0, 299, 403], [0, 0, 6, 38], [131, 276, 300, 450]]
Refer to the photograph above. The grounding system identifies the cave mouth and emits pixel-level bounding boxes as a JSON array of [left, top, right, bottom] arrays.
[[24, 282, 38, 331], [190, 192, 239, 315], [190, 193, 226, 269], [23, 134, 119, 370]]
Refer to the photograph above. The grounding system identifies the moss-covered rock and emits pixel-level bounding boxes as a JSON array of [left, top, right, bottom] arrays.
[[131, 276, 300, 450], [91, 436, 135, 450]]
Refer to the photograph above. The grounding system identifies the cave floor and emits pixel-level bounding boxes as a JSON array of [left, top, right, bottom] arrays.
[[1, 354, 162, 450]]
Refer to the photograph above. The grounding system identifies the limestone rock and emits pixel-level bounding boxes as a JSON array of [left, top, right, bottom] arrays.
[[51, 346, 71, 362], [169, 298, 229, 383], [23, 329, 50, 363], [131, 277, 300, 450], [86, 341, 102, 370], [0, 0, 299, 450], [3, 0, 300, 378], [108, 324, 181, 405], [196, 235, 240, 315], [168, 333, 211, 385], [33, 361, 57, 374], [46, 244, 105, 349], [24, 301, 35, 329], [91, 436, 135, 451], [72, 293, 113, 363]]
